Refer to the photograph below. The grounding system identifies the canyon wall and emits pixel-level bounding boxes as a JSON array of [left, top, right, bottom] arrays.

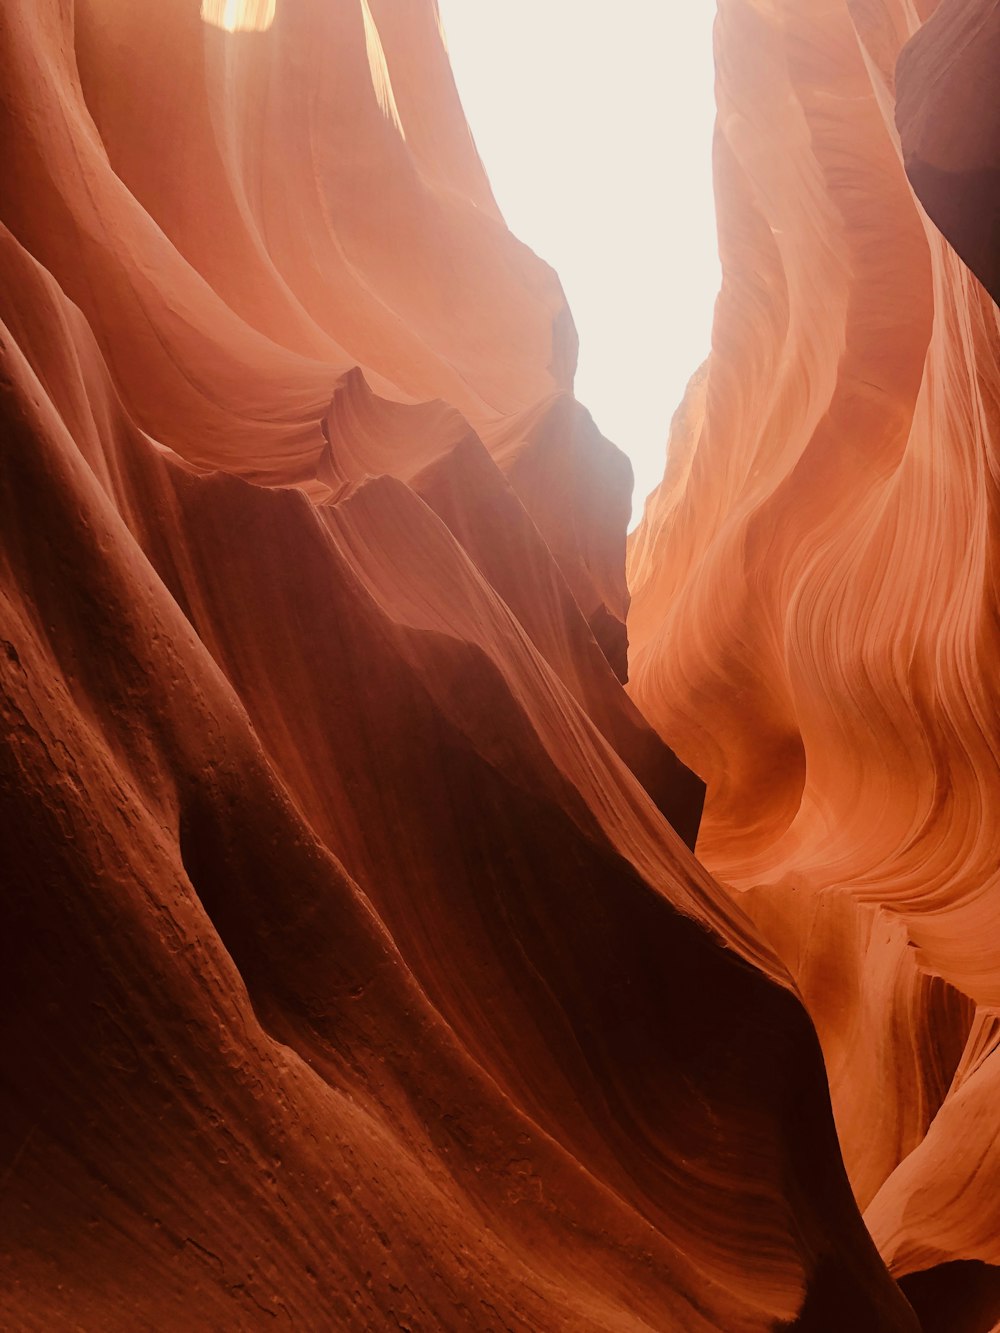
[[0, 0, 906, 1328], [3, 0, 996, 1327], [629, 0, 1000, 1326]]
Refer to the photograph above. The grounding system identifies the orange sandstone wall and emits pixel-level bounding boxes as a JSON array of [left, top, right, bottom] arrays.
[[0, 0, 920, 1329], [629, 0, 1000, 1318]]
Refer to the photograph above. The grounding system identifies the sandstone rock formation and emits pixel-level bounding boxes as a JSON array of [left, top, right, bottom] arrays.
[[2, 0, 993, 1328], [628, 0, 1000, 1328], [896, 0, 1000, 308]]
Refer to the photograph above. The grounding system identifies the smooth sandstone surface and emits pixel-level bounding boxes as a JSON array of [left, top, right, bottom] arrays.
[[1, 0, 995, 1328], [629, 0, 1000, 1326], [0, 1, 896, 1328]]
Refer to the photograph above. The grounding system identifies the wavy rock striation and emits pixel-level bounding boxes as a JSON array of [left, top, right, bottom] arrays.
[[0, 0, 927, 1329], [629, 0, 1000, 1323]]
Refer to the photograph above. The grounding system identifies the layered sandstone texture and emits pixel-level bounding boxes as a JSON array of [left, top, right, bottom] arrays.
[[629, 0, 1000, 1328], [0, 0, 918, 1328]]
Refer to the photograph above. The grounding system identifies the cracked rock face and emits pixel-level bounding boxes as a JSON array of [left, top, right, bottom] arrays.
[[1, 0, 996, 1328]]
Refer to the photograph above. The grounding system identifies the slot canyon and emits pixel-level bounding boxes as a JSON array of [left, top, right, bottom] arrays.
[[2, 0, 999, 1329]]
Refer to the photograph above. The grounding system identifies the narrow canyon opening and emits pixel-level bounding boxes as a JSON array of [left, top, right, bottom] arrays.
[[4, 1, 1000, 1329], [436, 1, 722, 528]]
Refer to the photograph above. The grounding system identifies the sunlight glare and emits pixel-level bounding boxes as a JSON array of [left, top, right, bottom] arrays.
[[436, 3, 721, 525], [200, 0, 276, 34]]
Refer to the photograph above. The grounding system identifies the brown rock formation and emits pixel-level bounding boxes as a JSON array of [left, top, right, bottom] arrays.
[[7, 0, 994, 1326], [896, 0, 1000, 306], [629, 0, 1000, 1320]]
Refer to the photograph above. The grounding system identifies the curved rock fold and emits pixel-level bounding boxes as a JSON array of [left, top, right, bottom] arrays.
[[5, 0, 999, 1327]]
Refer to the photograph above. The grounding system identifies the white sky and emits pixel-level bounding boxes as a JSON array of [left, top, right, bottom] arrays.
[[436, 2, 721, 525]]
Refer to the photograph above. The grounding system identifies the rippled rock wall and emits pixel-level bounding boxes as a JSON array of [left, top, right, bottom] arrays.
[[629, 1, 1000, 1323]]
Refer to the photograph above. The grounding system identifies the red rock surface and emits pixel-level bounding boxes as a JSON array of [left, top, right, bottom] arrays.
[[628, 0, 1000, 1326], [1, 0, 989, 1328]]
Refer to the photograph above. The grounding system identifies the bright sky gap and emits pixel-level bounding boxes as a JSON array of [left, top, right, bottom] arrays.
[[436, 2, 721, 526]]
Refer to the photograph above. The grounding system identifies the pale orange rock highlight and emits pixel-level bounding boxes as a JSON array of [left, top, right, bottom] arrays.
[[629, 0, 1000, 1317]]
